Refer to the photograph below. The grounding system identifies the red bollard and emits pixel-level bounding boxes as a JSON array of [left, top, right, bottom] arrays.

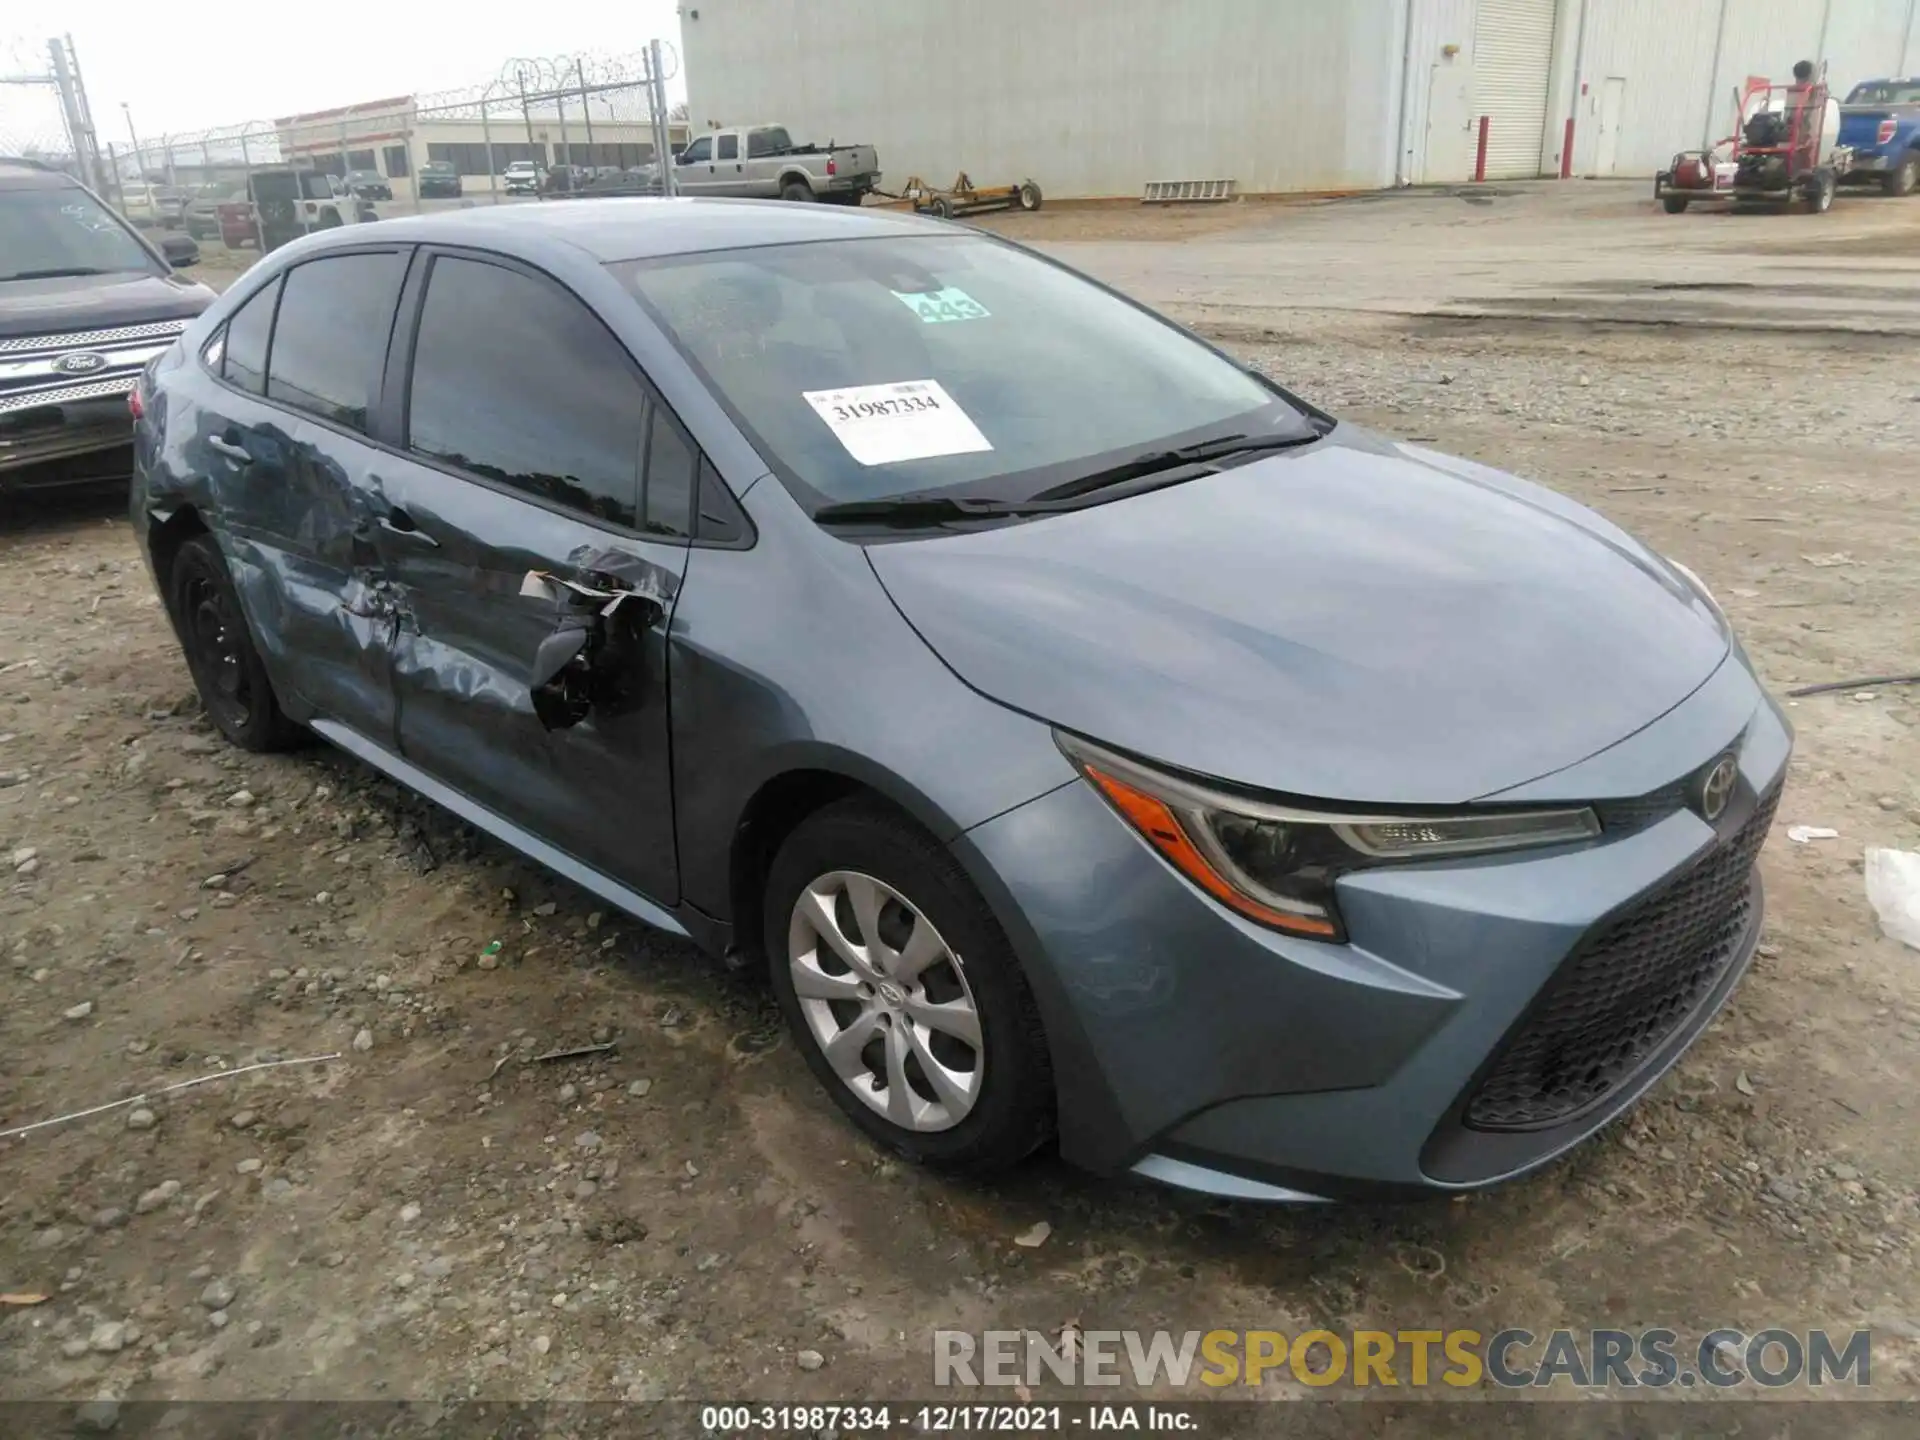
[[1561, 117, 1575, 177], [1473, 115, 1491, 182]]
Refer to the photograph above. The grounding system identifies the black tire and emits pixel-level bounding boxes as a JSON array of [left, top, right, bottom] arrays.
[[764, 798, 1055, 1175], [780, 180, 813, 203], [1017, 181, 1043, 212], [1799, 170, 1835, 215], [929, 196, 955, 220], [168, 535, 302, 753], [1662, 194, 1689, 214], [1884, 152, 1919, 197]]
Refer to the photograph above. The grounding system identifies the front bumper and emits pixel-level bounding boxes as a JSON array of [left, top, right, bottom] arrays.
[[956, 660, 1792, 1198], [0, 384, 137, 484]]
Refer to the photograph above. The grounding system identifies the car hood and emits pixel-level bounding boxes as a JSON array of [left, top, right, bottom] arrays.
[[865, 428, 1729, 804], [0, 271, 216, 341]]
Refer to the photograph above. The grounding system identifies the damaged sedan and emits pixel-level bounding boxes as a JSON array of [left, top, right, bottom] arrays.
[[131, 200, 1790, 1200]]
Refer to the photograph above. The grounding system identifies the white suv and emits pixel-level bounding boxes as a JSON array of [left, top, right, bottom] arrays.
[[503, 160, 540, 195]]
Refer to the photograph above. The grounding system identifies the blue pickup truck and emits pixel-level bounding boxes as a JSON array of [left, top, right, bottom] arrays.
[[1840, 78, 1920, 194]]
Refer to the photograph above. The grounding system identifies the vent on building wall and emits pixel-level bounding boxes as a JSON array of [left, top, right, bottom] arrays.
[[1144, 179, 1237, 203]]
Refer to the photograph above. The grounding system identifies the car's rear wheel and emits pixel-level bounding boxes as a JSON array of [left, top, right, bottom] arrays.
[[780, 180, 813, 203], [1885, 152, 1919, 197], [169, 535, 301, 753], [764, 799, 1055, 1174]]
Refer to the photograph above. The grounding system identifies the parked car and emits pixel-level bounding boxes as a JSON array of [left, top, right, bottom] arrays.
[[344, 169, 393, 201], [115, 185, 162, 227], [1839, 77, 1920, 194], [503, 160, 541, 195], [184, 182, 244, 240], [673, 123, 879, 203], [418, 160, 461, 198], [130, 200, 1790, 1198], [0, 155, 212, 499], [155, 186, 196, 230], [225, 168, 375, 251], [541, 163, 591, 195]]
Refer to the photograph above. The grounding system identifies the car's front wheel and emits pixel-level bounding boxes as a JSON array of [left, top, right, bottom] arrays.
[[765, 799, 1055, 1174]]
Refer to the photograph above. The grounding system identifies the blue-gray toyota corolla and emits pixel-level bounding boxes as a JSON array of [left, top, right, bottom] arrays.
[[129, 198, 1789, 1201]]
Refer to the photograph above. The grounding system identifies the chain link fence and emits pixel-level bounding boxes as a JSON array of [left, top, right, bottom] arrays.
[[103, 46, 685, 254], [1, 33, 104, 185]]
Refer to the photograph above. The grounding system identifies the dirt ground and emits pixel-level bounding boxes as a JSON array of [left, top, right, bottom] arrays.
[[3, 185, 1919, 1415]]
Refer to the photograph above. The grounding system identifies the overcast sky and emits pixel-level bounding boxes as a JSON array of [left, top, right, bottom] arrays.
[[5, 0, 684, 144]]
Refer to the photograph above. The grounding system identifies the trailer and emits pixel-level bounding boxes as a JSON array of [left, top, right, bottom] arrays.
[[1657, 67, 1853, 214], [902, 173, 1042, 220]]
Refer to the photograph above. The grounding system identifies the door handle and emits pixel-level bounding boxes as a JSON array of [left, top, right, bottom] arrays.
[[208, 435, 251, 464], [377, 506, 439, 547]]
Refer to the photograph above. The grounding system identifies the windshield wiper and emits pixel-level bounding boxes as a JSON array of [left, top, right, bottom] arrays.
[[1031, 426, 1326, 503], [2, 266, 120, 281], [813, 495, 1048, 527]]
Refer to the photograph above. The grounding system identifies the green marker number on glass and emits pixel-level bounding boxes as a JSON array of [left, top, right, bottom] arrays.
[[892, 287, 991, 324]]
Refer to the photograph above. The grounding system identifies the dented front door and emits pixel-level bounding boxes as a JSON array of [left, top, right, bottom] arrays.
[[371, 465, 689, 907]]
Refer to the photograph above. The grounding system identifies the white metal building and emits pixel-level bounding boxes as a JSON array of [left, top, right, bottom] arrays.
[[680, 0, 1920, 198]]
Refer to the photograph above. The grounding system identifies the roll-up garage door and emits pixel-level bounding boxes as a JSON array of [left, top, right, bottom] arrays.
[[1471, 0, 1556, 178]]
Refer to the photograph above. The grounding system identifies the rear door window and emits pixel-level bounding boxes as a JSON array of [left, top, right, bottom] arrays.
[[404, 254, 648, 529], [264, 251, 408, 433], [220, 276, 280, 396]]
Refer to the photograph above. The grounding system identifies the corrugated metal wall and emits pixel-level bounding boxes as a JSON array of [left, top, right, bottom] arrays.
[[1571, 0, 1919, 178], [681, 0, 1920, 199], [680, 0, 1408, 199]]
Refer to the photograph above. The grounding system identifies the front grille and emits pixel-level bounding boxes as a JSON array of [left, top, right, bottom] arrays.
[[1594, 778, 1691, 833], [1464, 785, 1780, 1132], [0, 374, 137, 417], [0, 319, 189, 355]]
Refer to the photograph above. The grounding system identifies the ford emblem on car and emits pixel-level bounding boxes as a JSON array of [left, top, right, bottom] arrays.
[[52, 351, 109, 375]]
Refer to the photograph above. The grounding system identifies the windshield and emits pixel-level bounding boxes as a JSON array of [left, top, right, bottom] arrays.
[[1847, 82, 1920, 104], [0, 184, 158, 281], [616, 234, 1297, 507]]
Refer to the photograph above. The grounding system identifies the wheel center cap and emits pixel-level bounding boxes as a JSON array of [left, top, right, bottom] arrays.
[[876, 981, 905, 1008]]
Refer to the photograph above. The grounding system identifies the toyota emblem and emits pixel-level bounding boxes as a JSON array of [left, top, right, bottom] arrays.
[[1698, 756, 1739, 822], [52, 351, 109, 376]]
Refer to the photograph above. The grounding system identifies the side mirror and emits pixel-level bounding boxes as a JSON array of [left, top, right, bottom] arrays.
[[159, 234, 199, 268]]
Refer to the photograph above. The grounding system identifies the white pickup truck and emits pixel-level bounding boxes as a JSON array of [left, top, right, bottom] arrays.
[[670, 124, 880, 204]]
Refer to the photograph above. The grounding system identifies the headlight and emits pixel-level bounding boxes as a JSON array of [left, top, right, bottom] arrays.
[[1056, 734, 1599, 943]]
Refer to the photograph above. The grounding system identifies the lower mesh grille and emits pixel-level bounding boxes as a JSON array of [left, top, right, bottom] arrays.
[[1464, 786, 1780, 1132]]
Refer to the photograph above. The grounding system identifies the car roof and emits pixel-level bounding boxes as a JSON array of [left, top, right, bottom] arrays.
[[308, 196, 951, 263]]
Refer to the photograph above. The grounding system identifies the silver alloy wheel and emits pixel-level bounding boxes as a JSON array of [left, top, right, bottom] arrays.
[[787, 870, 984, 1132]]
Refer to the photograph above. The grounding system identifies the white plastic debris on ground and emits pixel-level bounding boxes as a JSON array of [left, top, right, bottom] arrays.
[[1865, 849, 1920, 952], [1787, 825, 1839, 844]]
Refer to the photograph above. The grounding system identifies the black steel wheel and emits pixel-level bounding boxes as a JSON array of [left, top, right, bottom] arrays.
[[168, 535, 301, 752]]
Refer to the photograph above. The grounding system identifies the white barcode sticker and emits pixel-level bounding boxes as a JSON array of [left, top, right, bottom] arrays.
[[802, 379, 993, 466]]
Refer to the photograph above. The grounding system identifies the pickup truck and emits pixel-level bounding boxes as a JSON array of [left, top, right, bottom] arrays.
[[670, 124, 879, 203], [1839, 78, 1920, 194]]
